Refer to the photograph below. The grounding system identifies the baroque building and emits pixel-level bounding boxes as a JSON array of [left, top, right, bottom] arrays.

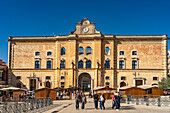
[[7, 18, 168, 91]]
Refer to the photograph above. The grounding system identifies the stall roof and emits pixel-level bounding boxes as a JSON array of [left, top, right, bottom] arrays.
[[66, 86, 82, 90], [137, 85, 158, 89], [94, 86, 116, 91]]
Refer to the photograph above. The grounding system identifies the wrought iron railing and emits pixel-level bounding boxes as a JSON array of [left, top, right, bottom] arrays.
[[120, 95, 170, 107], [0, 97, 53, 113]]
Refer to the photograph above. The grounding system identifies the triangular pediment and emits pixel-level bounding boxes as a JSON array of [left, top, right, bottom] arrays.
[[70, 18, 101, 35]]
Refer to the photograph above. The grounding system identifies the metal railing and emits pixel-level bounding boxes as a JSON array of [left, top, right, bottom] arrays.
[[0, 97, 53, 113], [120, 95, 170, 107]]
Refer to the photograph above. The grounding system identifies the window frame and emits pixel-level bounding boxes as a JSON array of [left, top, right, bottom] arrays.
[[132, 60, 138, 69], [132, 51, 138, 55], [121, 76, 126, 80], [46, 76, 51, 80], [78, 60, 84, 69], [86, 60, 91, 69], [119, 60, 125, 69], [105, 76, 110, 80], [153, 77, 158, 81], [35, 51, 40, 56], [16, 76, 21, 80], [47, 51, 52, 56], [35, 60, 40, 69], [78, 47, 84, 55], [86, 47, 92, 55], [105, 60, 110, 69], [60, 60, 65, 69], [61, 47, 66, 55], [119, 51, 124, 55], [105, 47, 110, 55], [47, 60, 52, 69]]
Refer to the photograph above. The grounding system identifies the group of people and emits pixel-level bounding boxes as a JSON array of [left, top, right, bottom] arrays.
[[75, 91, 120, 111]]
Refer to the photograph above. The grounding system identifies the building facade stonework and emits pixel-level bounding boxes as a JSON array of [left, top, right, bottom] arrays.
[[0, 59, 8, 87], [7, 18, 168, 91]]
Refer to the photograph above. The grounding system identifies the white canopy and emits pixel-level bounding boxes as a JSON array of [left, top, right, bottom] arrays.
[[1, 87, 20, 91]]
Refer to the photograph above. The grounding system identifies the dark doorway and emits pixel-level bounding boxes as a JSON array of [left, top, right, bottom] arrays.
[[78, 73, 91, 92], [30, 79, 36, 91], [46, 81, 51, 88], [136, 80, 143, 86]]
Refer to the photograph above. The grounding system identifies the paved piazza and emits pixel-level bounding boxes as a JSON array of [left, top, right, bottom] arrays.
[[43, 98, 170, 113]]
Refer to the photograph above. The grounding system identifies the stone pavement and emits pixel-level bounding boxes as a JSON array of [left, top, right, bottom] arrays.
[[43, 98, 170, 113]]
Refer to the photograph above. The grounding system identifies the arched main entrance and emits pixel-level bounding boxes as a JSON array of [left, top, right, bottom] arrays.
[[78, 73, 91, 92]]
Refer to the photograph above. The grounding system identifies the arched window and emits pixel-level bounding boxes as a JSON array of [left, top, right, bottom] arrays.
[[86, 47, 92, 55], [35, 51, 40, 56], [78, 60, 84, 68], [105, 47, 110, 55], [61, 47, 66, 55], [47, 61, 52, 69], [60, 60, 65, 69], [78, 47, 84, 55], [105, 60, 110, 69], [86, 60, 91, 69], [132, 51, 138, 55], [120, 82, 126, 87], [47, 51, 52, 56]]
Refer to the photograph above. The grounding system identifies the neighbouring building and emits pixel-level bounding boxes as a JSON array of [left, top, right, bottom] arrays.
[[0, 59, 8, 87], [7, 18, 169, 91], [168, 50, 170, 77]]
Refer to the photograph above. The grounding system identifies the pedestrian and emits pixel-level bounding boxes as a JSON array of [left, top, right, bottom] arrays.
[[112, 92, 115, 109], [93, 91, 99, 110], [60, 92, 63, 99], [99, 93, 105, 110], [114, 92, 120, 111], [18, 93, 21, 102], [81, 94, 87, 109], [75, 92, 81, 110]]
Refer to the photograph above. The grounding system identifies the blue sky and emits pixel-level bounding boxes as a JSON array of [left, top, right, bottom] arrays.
[[0, 0, 170, 63]]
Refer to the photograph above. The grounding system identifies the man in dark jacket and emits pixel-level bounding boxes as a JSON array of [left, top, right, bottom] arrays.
[[114, 92, 120, 111], [75, 92, 81, 110], [93, 91, 99, 110]]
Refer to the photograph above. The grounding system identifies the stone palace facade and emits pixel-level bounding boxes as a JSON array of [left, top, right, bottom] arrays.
[[7, 18, 168, 91]]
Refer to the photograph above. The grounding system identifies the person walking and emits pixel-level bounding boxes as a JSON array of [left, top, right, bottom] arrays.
[[99, 93, 106, 110], [93, 91, 99, 110], [81, 94, 87, 109], [112, 93, 115, 109], [18, 93, 21, 102], [75, 92, 81, 110], [114, 92, 120, 111]]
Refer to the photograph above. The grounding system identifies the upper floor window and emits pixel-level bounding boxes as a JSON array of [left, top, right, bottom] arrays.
[[61, 76, 65, 80], [47, 61, 52, 69], [86, 47, 92, 55], [120, 51, 124, 55], [46, 76, 51, 80], [132, 60, 138, 69], [0, 72, 3, 81], [35, 52, 40, 56], [105, 60, 110, 69], [16, 76, 21, 80], [47, 51, 52, 56], [35, 60, 40, 69], [105, 82, 110, 86], [79, 47, 84, 55], [119, 60, 125, 69], [121, 76, 126, 80], [60, 60, 65, 69], [61, 47, 65, 55], [132, 51, 138, 55], [105, 76, 110, 80], [86, 60, 91, 69], [105, 47, 110, 55], [78, 60, 83, 68], [153, 77, 158, 81]]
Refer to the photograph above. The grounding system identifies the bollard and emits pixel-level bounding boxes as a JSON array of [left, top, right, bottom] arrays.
[[36, 99, 39, 109], [158, 98, 161, 107], [136, 97, 139, 105], [41, 98, 44, 108], [146, 97, 149, 106]]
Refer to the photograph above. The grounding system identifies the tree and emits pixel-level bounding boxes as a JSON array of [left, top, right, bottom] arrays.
[[158, 77, 170, 90]]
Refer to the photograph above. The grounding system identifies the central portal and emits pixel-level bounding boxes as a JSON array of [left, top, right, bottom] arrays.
[[78, 73, 91, 92]]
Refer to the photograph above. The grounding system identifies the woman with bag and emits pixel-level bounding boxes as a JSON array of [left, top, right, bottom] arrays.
[[81, 94, 87, 109], [99, 93, 105, 110]]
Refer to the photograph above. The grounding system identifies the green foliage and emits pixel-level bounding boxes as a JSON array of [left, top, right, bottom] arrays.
[[158, 77, 170, 90]]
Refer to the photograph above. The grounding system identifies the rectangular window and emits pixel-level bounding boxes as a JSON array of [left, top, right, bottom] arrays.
[[46, 76, 51, 80], [105, 82, 110, 86], [132, 51, 137, 55], [105, 76, 110, 80], [119, 51, 124, 55], [35, 61, 40, 69], [121, 76, 126, 80], [16, 76, 21, 80], [119, 61, 125, 69], [132, 61, 138, 69], [61, 76, 65, 80], [47, 61, 52, 69], [61, 82, 65, 88], [153, 77, 158, 81], [0, 72, 3, 81]]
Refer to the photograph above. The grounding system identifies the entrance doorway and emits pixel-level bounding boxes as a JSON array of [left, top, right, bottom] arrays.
[[29, 79, 36, 91], [135, 80, 143, 86], [78, 73, 91, 92]]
